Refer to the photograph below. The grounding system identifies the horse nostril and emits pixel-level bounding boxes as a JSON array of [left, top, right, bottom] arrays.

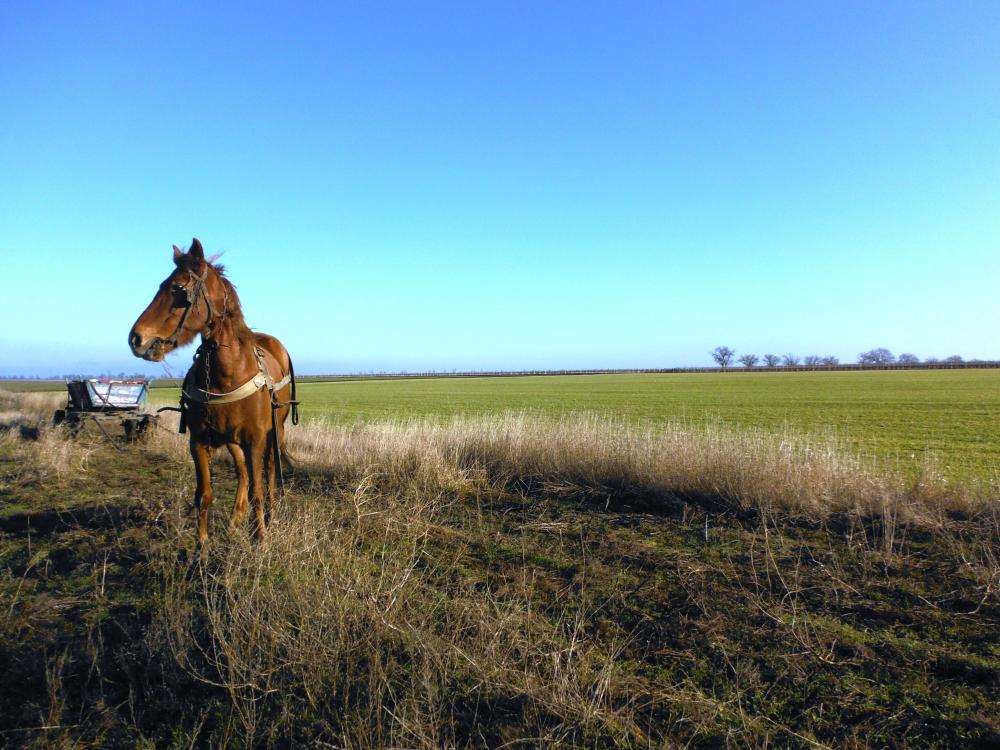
[[130, 331, 143, 351]]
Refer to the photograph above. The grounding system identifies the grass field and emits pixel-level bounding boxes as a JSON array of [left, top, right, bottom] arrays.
[[1, 390, 998, 747], [10, 368, 999, 482], [130, 369, 997, 483], [0, 379, 66, 392]]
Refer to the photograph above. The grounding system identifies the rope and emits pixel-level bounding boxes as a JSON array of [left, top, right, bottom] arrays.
[[271, 395, 285, 494]]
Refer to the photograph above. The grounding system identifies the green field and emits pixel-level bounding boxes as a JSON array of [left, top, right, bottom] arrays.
[[2, 378, 998, 745], [137, 369, 1000, 482], [0, 379, 66, 392], [6, 371, 994, 479]]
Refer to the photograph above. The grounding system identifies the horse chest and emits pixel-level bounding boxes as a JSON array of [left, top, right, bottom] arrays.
[[188, 398, 270, 445]]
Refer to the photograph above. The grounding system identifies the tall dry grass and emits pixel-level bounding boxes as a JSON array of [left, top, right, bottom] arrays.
[[140, 412, 999, 746], [0, 389, 63, 420], [289, 413, 996, 526], [3, 386, 995, 746], [0, 389, 94, 479], [151, 440, 641, 747]]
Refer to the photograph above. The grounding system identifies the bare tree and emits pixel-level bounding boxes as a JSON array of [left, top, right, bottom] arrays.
[[821, 356, 840, 366], [803, 355, 822, 366], [711, 346, 736, 368], [924, 357, 939, 364], [762, 354, 780, 367], [858, 348, 895, 365], [782, 353, 800, 366], [738, 354, 759, 368], [898, 353, 919, 364], [945, 355, 963, 363]]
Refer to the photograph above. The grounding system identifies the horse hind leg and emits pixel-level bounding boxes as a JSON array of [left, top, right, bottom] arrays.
[[227, 443, 250, 533]]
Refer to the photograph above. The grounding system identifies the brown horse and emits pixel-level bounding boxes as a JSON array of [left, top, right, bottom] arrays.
[[128, 239, 297, 543]]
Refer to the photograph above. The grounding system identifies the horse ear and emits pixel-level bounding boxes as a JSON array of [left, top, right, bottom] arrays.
[[173, 245, 183, 262], [189, 238, 205, 262]]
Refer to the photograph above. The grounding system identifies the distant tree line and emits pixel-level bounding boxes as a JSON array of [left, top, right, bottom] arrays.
[[711, 346, 974, 368], [0, 372, 151, 380]]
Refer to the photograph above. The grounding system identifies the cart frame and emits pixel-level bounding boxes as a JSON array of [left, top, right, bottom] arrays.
[[53, 378, 158, 442]]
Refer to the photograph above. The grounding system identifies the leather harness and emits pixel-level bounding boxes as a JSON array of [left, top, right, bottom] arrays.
[[181, 348, 292, 406]]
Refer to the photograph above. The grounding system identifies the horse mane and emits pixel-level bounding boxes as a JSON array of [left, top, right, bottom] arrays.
[[174, 251, 255, 345], [212, 267, 256, 346]]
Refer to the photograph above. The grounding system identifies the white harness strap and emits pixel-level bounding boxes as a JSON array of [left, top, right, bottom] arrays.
[[183, 347, 291, 405]]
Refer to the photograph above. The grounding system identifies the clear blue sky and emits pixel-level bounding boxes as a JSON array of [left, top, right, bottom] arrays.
[[2, 2, 998, 376]]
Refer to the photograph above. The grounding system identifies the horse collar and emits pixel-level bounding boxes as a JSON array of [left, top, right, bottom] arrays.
[[183, 344, 291, 405]]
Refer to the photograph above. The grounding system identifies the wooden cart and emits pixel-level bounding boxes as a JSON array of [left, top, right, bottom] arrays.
[[53, 378, 158, 442]]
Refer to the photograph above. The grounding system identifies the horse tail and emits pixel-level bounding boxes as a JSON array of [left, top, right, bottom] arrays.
[[278, 349, 299, 480], [287, 352, 299, 426], [279, 445, 297, 473]]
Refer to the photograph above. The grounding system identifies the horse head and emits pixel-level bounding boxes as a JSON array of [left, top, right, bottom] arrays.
[[128, 238, 228, 362]]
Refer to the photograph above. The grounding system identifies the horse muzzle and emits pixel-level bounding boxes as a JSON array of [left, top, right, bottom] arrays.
[[129, 330, 169, 361]]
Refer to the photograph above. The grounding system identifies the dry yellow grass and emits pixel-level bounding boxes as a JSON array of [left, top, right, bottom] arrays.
[[2, 390, 997, 747], [0, 390, 94, 479], [140, 412, 998, 746], [6, 388, 991, 526], [153, 482, 640, 746], [288, 413, 995, 527]]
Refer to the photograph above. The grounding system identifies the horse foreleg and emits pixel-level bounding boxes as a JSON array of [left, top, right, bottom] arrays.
[[247, 439, 267, 543], [227, 443, 249, 532], [191, 441, 214, 545]]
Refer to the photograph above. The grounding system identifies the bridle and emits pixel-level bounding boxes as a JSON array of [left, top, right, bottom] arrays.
[[162, 265, 229, 348]]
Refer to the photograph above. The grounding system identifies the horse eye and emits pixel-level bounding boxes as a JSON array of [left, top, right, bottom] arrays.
[[171, 285, 190, 307]]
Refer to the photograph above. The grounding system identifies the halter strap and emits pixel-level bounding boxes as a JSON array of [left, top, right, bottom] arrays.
[[163, 266, 224, 347]]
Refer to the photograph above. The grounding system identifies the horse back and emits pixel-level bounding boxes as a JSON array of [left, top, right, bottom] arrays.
[[253, 333, 296, 423], [252, 332, 291, 376]]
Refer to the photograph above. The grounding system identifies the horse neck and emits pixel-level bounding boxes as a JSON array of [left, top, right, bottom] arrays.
[[198, 318, 258, 390]]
